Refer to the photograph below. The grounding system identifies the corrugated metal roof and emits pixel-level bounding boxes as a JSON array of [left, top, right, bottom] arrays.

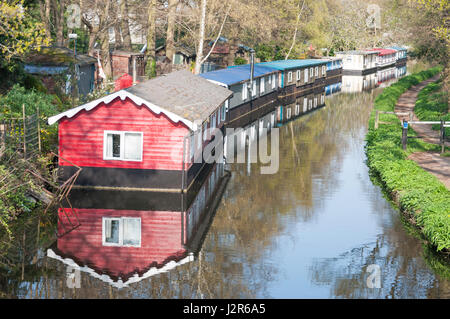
[[199, 64, 278, 86], [48, 70, 232, 129], [367, 48, 397, 56], [257, 59, 327, 70]]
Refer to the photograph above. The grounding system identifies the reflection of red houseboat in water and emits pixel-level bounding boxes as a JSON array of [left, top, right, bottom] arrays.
[[47, 163, 229, 288]]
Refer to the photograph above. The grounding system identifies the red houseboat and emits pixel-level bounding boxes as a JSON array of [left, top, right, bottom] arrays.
[[48, 70, 232, 191]]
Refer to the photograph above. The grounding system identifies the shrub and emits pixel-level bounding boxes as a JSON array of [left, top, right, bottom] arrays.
[[234, 57, 248, 65]]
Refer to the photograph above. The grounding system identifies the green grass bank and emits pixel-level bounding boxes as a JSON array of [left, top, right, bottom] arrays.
[[365, 66, 450, 252]]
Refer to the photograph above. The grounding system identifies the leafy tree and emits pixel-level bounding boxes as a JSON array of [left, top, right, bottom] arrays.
[[0, 0, 50, 61]]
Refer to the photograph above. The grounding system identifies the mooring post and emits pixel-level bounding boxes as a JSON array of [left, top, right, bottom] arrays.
[[22, 104, 26, 159], [440, 120, 445, 154], [37, 106, 41, 153], [402, 120, 408, 150], [375, 110, 379, 130]]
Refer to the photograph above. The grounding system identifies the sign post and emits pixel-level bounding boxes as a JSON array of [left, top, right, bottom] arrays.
[[402, 120, 408, 150]]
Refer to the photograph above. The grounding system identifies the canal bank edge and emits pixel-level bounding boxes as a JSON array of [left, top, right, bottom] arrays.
[[365, 66, 450, 254]]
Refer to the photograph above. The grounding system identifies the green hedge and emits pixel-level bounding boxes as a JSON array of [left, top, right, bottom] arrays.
[[366, 66, 450, 251]]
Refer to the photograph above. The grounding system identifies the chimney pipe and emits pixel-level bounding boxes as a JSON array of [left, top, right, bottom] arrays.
[[250, 49, 255, 95]]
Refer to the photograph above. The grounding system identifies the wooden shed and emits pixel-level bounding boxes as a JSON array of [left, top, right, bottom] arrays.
[[111, 50, 145, 81], [48, 70, 232, 191], [24, 47, 97, 96]]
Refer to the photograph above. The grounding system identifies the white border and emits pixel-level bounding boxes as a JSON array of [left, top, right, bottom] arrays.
[[47, 90, 196, 131], [102, 217, 142, 247], [47, 248, 194, 289], [103, 131, 144, 162]]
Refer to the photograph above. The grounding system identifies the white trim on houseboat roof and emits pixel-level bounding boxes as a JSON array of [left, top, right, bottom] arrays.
[[47, 248, 194, 289], [47, 90, 197, 131]]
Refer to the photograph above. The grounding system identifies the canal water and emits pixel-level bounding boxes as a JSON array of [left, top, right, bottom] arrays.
[[1, 72, 449, 299]]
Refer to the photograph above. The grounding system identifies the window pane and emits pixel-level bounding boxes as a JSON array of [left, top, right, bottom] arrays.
[[123, 218, 141, 246], [124, 133, 142, 160], [105, 219, 120, 244], [106, 133, 121, 158]]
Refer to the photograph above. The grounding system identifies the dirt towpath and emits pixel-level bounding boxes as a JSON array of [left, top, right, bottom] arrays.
[[394, 74, 449, 190]]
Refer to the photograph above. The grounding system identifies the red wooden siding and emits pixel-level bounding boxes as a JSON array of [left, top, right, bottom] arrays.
[[58, 97, 190, 171], [57, 208, 186, 278]]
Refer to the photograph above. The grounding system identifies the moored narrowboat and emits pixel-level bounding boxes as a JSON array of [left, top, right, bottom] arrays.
[[256, 59, 328, 106], [335, 50, 379, 75], [199, 64, 281, 128], [388, 46, 408, 66], [367, 48, 397, 70]]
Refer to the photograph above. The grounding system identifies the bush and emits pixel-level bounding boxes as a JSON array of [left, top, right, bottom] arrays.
[[234, 57, 248, 65], [0, 84, 60, 118], [366, 66, 450, 251]]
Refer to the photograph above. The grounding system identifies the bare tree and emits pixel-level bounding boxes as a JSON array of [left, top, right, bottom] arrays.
[[121, 0, 133, 50], [194, 0, 207, 74]]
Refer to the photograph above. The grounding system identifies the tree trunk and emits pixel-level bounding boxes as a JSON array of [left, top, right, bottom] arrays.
[[145, 0, 157, 78], [166, 0, 178, 62], [54, 0, 65, 46], [42, 0, 52, 40], [194, 0, 207, 75], [100, 0, 112, 78], [114, 24, 122, 49], [121, 0, 132, 50]]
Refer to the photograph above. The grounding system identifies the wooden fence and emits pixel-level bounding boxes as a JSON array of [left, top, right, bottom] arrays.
[[0, 105, 41, 159], [374, 110, 449, 153]]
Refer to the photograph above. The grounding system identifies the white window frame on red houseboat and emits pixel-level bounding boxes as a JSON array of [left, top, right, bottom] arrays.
[[103, 131, 144, 162], [102, 217, 141, 247]]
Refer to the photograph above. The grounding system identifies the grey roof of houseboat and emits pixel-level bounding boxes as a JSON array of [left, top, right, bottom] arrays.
[[198, 64, 278, 86], [126, 70, 232, 121], [257, 59, 326, 71], [335, 50, 379, 55], [48, 70, 232, 130]]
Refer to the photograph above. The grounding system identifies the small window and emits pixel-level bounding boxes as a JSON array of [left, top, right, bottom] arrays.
[[322, 65, 326, 75], [242, 83, 248, 100], [103, 217, 141, 247], [252, 80, 257, 97], [203, 122, 208, 141], [211, 113, 216, 129], [222, 101, 228, 122], [104, 131, 143, 161], [303, 98, 308, 112], [315, 67, 318, 76], [286, 108, 291, 119], [287, 71, 293, 83], [272, 74, 276, 89], [304, 69, 309, 82], [309, 99, 312, 110], [310, 68, 313, 77], [296, 70, 301, 81], [260, 77, 265, 94], [314, 97, 317, 108], [295, 104, 300, 115], [321, 94, 325, 104]]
